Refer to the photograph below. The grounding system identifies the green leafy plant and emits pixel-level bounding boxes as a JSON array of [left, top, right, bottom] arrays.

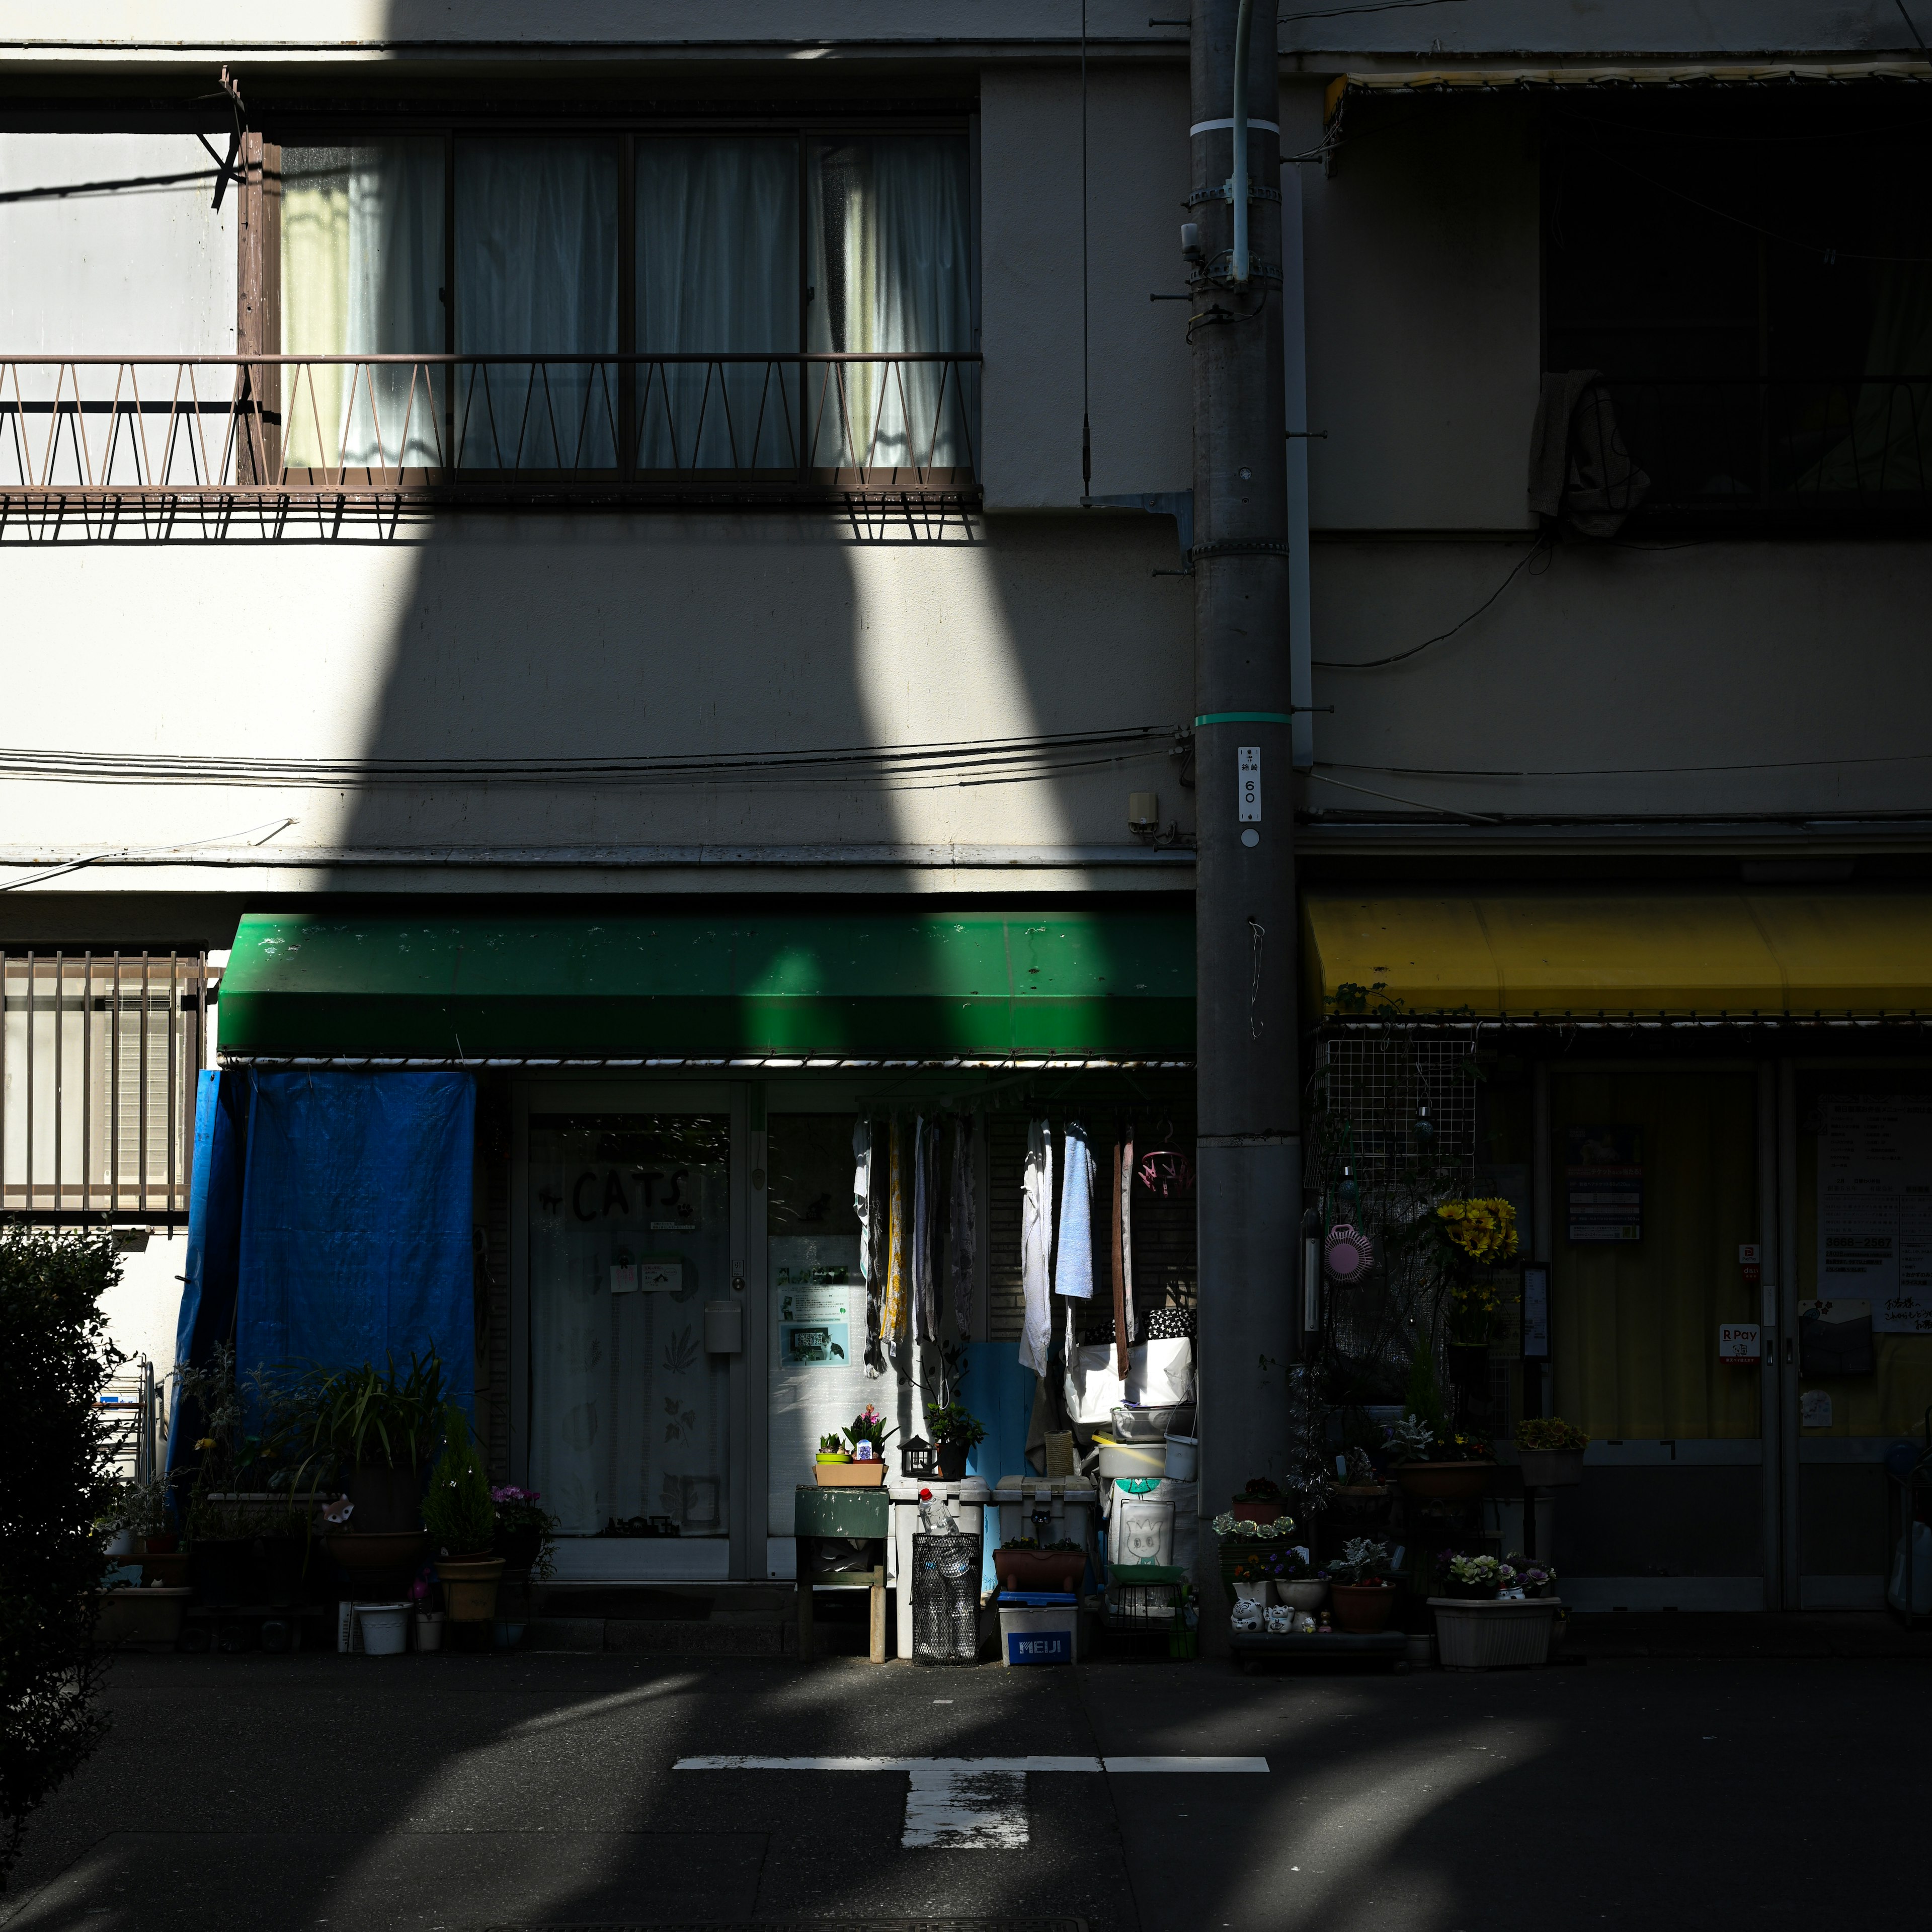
[[817, 1432, 850, 1457], [259, 1352, 448, 1492], [1, 1226, 121, 1883], [1383, 1413, 1435, 1464], [490, 1487, 559, 1580], [1516, 1416, 1589, 1453], [421, 1405, 496, 1557], [997, 1537, 1082, 1553], [843, 1404, 895, 1457], [923, 1401, 986, 1450], [1325, 1538, 1395, 1586], [1403, 1335, 1450, 1444]]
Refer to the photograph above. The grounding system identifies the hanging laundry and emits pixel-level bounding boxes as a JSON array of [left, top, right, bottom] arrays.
[[1056, 1122, 1096, 1302], [1111, 1133, 1129, 1381], [912, 1115, 941, 1346], [948, 1112, 976, 1337], [854, 1118, 884, 1378], [1019, 1117, 1054, 1376], [882, 1119, 909, 1367]]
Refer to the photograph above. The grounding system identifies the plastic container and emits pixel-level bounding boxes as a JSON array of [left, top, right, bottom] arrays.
[[356, 1602, 411, 1656], [1094, 1437, 1165, 1480], [1108, 1403, 1196, 1444], [1163, 1433, 1199, 1481], [998, 1591, 1080, 1665], [415, 1611, 445, 1652], [1429, 1596, 1561, 1668]]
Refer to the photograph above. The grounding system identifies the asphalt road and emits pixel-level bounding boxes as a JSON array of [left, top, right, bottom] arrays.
[[2, 1648, 1924, 1931]]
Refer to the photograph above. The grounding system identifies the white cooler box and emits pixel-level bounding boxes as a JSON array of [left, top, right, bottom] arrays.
[[998, 1593, 1080, 1665]]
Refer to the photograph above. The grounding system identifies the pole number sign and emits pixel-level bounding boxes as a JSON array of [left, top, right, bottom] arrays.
[[1238, 747, 1261, 822]]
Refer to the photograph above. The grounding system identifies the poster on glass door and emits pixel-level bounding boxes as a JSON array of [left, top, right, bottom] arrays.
[[1817, 1095, 1932, 1332]]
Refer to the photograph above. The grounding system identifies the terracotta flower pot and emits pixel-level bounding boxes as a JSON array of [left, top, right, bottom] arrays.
[[1395, 1461, 1496, 1504], [995, 1548, 1085, 1594], [141, 1533, 180, 1556], [1330, 1580, 1397, 1633], [1230, 1497, 1284, 1524], [435, 1553, 506, 1624]]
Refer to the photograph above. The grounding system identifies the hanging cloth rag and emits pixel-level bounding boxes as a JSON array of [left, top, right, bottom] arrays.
[[854, 1118, 885, 1379], [882, 1118, 909, 1369], [912, 1115, 941, 1346], [1019, 1117, 1054, 1376], [1056, 1122, 1096, 1303], [1056, 1122, 1097, 1372], [948, 1112, 976, 1338], [1111, 1132, 1130, 1381]]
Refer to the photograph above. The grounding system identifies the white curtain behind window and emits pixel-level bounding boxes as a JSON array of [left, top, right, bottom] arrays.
[[807, 135, 974, 472], [636, 138, 799, 468], [281, 141, 444, 470], [455, 138, 618, 468]]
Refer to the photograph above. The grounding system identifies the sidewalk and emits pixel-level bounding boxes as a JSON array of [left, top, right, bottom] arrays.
[[1565, 1609, 1932, 1660]]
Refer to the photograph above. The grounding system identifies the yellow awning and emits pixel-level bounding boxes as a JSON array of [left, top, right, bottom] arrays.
[[1323, 62, 1932, 123], [1304, 891, 1932, 1021]]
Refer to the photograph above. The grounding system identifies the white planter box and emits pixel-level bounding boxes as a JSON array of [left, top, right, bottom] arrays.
[[1428, 1596, 1563, 1669]]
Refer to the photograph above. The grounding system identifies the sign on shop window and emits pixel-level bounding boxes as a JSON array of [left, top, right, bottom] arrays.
[[1565, 1125, 1642, 1242], [1817, 1096, 1932, 1333]]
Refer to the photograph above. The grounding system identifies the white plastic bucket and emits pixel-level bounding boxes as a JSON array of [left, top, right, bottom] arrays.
[[1163, 1433, 1199, 1481], [357, 1603, 411, 1656], [415, 1612, 445, 1652]]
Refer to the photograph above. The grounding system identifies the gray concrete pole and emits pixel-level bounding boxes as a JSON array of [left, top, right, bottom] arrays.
[[1189, 0, 1300, 1639]]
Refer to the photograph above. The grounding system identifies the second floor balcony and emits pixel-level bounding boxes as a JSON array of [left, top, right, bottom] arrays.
[[0, 351, 982, 508]]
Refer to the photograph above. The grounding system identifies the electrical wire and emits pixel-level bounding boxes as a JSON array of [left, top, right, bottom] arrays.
[[1322, 747, 1932, 781], [0, 727, 1172, 791], [0, 816, 295, 892], [1586, 143, 1932, 265], [1312, 535, 1549, 669], [1279, 0, 1470, 22], [1303, 769, 1499, 823], [1897, 0, 1928, 52], [1081, 0, 1092, 498]]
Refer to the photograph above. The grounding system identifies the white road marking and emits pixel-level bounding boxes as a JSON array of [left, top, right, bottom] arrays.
[[673, 1754, 1269, 1849]]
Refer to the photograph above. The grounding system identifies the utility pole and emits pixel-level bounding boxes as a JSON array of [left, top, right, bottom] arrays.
[[1189, 0, 1300, 1634]]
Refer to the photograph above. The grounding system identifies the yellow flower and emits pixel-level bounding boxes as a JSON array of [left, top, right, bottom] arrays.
[[195, 1436, 217, 1451]]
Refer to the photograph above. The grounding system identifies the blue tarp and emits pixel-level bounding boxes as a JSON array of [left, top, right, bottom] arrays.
[[168, 1069, 251, 1474], [234, 1071, 477, 1413]]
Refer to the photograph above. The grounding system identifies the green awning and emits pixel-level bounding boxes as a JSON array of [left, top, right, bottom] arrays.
[[218, 911, 1195, 1065]]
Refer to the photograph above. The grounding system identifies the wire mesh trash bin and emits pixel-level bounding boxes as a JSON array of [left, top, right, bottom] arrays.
[[911, 1533, 982, 1663]]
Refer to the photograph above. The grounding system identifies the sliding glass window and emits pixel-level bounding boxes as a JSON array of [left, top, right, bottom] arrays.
[[281, 141, 445, 470], [805, 134, 974, 470], [277, 126, 973, 480], [454, 138, 620, 469]]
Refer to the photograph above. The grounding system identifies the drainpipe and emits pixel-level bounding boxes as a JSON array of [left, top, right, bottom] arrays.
[[1189, 0, 1299, 1645]]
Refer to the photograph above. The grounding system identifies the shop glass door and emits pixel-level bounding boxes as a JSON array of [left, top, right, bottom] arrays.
[[527, 1110, 734, 1548]]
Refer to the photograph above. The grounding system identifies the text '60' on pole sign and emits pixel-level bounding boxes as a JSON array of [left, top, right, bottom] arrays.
[[1238, 746, 1260, 847]]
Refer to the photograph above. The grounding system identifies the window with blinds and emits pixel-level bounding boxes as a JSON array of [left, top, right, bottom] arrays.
[[0, 951, 207, 1222]]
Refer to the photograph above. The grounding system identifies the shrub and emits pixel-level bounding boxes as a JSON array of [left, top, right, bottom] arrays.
[[1516, 1416, 1590, 1453], [421, 1406, 496, 1557], [0, 1227, 121, 1885]]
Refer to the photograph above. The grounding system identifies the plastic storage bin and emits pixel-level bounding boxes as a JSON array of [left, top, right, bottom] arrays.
[[998, 1590, 1080, 1665]]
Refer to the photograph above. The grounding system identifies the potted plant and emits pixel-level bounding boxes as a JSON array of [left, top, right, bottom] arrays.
[[1386, 1411, 1497, 1504], [491, 1486, 558, 1579], [1429, 1555, 1564, 1668], [1325, 1538, 1399, 1632], [265, 1353, 447, 1534], [815, 1406, 894, 1487], [1212, 1510, 1299, 1605], [1274, 1545, 1329, 1614], [1230, 1477, 1286, 1525], [1437, 1549, 1503, 1600], [1515, 1416, 1589, 1487], [995, 1537, 1085, 1593], [924, 1401, 985, 1482], [424, 1405, 502, 1623]]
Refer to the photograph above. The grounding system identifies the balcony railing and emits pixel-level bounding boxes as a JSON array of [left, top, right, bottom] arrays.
[[1604, 376, 1932, 530], [0, 353, 982, 507]]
